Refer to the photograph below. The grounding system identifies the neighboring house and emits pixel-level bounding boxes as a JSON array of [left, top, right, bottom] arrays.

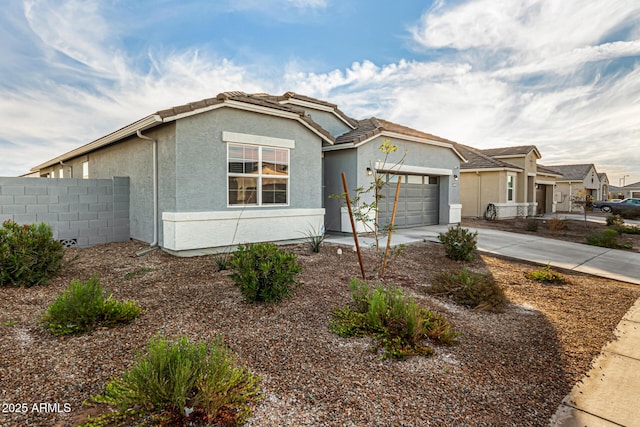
[[31, 92, 463, 254], [458, 145, 560, 219], [545, 164, 602, 212], [598, 173, 610, 201], [620, 181, 640, 199]]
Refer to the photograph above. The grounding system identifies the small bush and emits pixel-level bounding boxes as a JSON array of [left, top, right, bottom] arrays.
[[525, 219, 539, 232], [438, 225, 478, 261], [42, 275, 140, 335], [429, 268, 506, 312], [229, 243, 302, 303], [586, 229, 632, 249], [548, 216, 567, 233], [524, 264, 567, 284], [86, 335, 261, 427], [606, 214, 624, 227], [215, 253, 231, 271], [586, 229, 617, 248], [0, 220, 64, 287], [613, 224, 640, 235], [303, 225, 325, 253], [330, 279, 459, 360]]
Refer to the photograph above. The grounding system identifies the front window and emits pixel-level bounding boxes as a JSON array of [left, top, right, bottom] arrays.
[[507, 175, 515, 202], [228, 144, 289, 206], [82, 162, 89, 179]]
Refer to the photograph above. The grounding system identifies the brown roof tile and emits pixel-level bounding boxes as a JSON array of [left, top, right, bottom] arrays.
[[543, 164, 595, 180], [480, 145, 540, 158], [335, 117, 457, 146], [457, 144, 521, 170]]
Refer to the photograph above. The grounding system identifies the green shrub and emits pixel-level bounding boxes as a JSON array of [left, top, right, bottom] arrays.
[[215, 253, 231, 272], [438, 225, 478, 261], [586, 229, 632, 249], [524, 264, 567, 284], [86, 335, 261, 427], [303, 225, 325, 253], [606, 214, 624, 227], [229, 243, 302, 303], [0, 220, 64, 287], [612, 224, 640, 235], [42, 275, 140, 335], [525, 219, 539, 232], [330, 279, 459, 360], [429, 268, 506, 312]]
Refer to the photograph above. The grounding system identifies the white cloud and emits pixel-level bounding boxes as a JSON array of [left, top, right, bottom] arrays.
[[1, 0, 638, 186]]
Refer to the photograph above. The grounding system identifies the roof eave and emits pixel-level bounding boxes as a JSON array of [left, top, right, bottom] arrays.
[[351, 131, 467, 162], [31, 114, 163, 171]]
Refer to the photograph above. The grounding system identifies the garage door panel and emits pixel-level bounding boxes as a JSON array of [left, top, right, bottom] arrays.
[[378, 175, 439, 228]]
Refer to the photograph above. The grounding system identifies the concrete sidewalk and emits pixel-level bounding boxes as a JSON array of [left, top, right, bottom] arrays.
[[325, 225, 640, 426]]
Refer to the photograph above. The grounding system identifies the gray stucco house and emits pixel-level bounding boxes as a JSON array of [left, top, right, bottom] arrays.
[[31, 92, 463, 254]]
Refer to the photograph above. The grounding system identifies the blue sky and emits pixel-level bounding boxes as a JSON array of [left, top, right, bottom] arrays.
[[1, 0, 639, 186]]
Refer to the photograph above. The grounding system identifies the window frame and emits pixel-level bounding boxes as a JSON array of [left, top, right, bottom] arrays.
[[506, 174, 515, 203], [227, 143, 290, 207]]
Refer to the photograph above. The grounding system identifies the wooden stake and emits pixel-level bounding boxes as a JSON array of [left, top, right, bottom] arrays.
[[381, 176, 402, 277], [341, 172, 366, 280]]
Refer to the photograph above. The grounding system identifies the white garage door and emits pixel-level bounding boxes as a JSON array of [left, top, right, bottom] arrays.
[[378, 174, 439, 228]]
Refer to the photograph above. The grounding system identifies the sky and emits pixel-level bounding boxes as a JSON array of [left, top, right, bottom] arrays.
[[1, 0, 639, 187]]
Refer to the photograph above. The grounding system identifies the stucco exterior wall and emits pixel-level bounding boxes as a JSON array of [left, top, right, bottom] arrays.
[[297, 108, 351, 137], [323, 149, 357, 232], [356, 136, 461, 225], [460, 170, 504, 217], [174, 108, 323, 211]]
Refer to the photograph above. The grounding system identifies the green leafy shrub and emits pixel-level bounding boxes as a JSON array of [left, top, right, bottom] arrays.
[[524, 264, 567, 284], [525, 219, 539, 232], [330, 279, 459, 360], [606, 214, 624, 227], [0, 220, 64, 287], [42, 275, 141, 335], [85, 335, 261, 427], [586, 229, 632, 249], [438, 225, 478, 261], [229, 243, 301, 303], [429, 268, 506, 312]]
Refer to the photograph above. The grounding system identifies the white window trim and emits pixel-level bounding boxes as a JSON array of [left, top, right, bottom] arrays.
[[222, 131, 295, 149], [507, 174, 516, 203], [227, 143, 290, 208], [82, 161, 89, 179]]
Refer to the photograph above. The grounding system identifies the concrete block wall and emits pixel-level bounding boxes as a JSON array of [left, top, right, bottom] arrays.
[[0, 177, 130, 248]]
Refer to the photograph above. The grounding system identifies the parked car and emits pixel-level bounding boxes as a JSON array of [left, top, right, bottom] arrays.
[[593, 198, 640, 214]]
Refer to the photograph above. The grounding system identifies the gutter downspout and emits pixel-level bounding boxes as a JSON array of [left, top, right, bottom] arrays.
[[136, 130, 158, 255]]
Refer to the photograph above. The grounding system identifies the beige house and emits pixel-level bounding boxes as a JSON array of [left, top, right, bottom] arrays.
[[544, 164, 603, 212], [458, 145, 560, 219]]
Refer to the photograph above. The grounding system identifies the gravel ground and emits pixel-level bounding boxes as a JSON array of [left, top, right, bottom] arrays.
[[1, 238, 639, 427]]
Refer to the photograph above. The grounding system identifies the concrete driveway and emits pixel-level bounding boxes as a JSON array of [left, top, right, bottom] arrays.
[[393, 225, 640, 286]]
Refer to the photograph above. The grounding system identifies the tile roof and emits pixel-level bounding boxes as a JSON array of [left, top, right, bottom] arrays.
[[335, 117, 457, 146], [536, 164, 563, 176], [253, 91, 358, 128], [479, 145, 541, 158], [543, 164, 595, 181], [156, 92, 334, 143], [457, 144, 522, 170]]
